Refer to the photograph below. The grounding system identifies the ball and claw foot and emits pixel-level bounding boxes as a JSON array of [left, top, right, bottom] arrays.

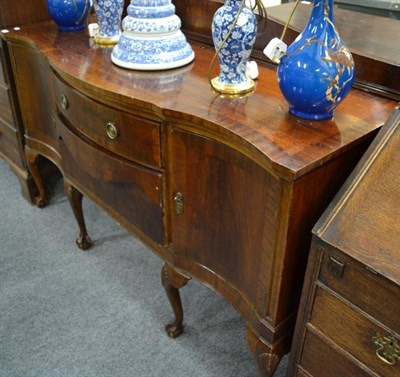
[[166, 323, 184, 338], [34, 196, 48, 208], [76, 234, 92, 250]]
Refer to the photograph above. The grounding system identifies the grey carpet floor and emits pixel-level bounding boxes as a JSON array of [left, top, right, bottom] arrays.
[[0, 157, 288, 377]]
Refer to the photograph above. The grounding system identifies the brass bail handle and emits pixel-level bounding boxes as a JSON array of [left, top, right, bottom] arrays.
[[106, 122, 119, 140], [61, 94, 68, 110], [372, 333, 400, 365]]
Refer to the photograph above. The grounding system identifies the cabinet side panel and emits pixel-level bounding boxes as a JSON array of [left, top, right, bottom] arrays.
[[271, 139, 374, 323]]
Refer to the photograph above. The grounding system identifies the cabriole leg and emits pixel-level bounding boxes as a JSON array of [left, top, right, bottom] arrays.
[[64, 180, 92, 250], [25, 147, 47, 207], [161, 263, 190, 338], [246, 325, 286, 377]]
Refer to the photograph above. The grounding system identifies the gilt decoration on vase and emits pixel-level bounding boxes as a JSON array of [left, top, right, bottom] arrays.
[[111, 0, 194, 70], [277, 0, 355, 120], [93, 0, 125, 45], [46, 0, 90, 31], [211, 0, 257, 95]]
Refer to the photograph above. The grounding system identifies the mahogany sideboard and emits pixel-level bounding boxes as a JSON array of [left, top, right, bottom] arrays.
[[287, 105, 400, 376], [1, 6, 398, 377]]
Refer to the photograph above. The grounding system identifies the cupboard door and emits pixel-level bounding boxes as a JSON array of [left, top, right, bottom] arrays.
[[167, 127, 280, 309]]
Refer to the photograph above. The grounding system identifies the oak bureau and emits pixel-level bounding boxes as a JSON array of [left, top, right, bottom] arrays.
[[287, 105, 400, 377], [2, 3, 398, 376]]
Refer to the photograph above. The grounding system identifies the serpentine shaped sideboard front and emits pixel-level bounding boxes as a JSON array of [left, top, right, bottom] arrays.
[[3, 22, 396, 377]]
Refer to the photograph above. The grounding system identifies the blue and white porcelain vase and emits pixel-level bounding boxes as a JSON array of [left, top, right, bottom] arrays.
[[93, 0, 124, 45], [277, 0, 355, 120], [211, 0, 257, 95], [111, 0, 194, 70], [46, 0, 90, 31]]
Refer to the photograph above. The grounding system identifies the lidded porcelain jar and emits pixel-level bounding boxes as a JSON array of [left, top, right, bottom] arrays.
[[111, 0, 194, 70]]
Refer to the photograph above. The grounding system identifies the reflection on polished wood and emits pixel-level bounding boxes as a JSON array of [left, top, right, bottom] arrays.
[[3, 15, 398, 377]]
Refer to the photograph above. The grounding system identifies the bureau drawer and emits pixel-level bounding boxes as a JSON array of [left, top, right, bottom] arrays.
[[0, 85, 14, 125], [0, 53, 6, 86], [0, 118, 24, 168], [58, 120, 165, 245], [299, 329, 372, 377], [311, 286, 400, 376], [318, 246, 400, 333], [53, 74, 161, 169]]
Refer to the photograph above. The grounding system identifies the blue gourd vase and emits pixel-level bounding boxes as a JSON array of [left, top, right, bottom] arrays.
[[46, 0, 90, 31], [211, 0, 257, 95], [277, 0, 355, 120], [93, 0, 124, 45]]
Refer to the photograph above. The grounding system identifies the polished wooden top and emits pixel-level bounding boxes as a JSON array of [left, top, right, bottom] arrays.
[[3, 22, 397, 180], [316, 105, 400, 285]]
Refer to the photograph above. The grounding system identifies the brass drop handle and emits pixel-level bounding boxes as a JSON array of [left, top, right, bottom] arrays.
[[174, 192, 184, 215], [61, 94, 68, 110], [106, 122, 119, 140], [372, 333, 400, 365]]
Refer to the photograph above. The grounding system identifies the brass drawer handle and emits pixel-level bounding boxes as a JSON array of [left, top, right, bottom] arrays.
[[372, 333, 400, 365], [106, 122, 119, 140], [174, 192, 184, 215], [61, 94, 68, 110]]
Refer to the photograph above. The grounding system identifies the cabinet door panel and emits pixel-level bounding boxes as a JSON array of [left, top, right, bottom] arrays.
[[8, 43, 56, 149], [168, 128, 280, 309], [0, 118, 24, 168], [59, 121, 165, 245], [0, 85, 14, 125]]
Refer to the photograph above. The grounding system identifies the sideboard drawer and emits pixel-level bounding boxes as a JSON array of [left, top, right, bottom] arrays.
[[58, 120, 165, 245], [0, 118, 23, 167], [318, 246, 400, 333], [53, 74, 162, 169], [0, 85, 14, 125], [311, 286, 400, 377]]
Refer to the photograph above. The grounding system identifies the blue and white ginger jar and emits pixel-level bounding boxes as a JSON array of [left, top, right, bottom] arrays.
[[111, 0, 194, 70]]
